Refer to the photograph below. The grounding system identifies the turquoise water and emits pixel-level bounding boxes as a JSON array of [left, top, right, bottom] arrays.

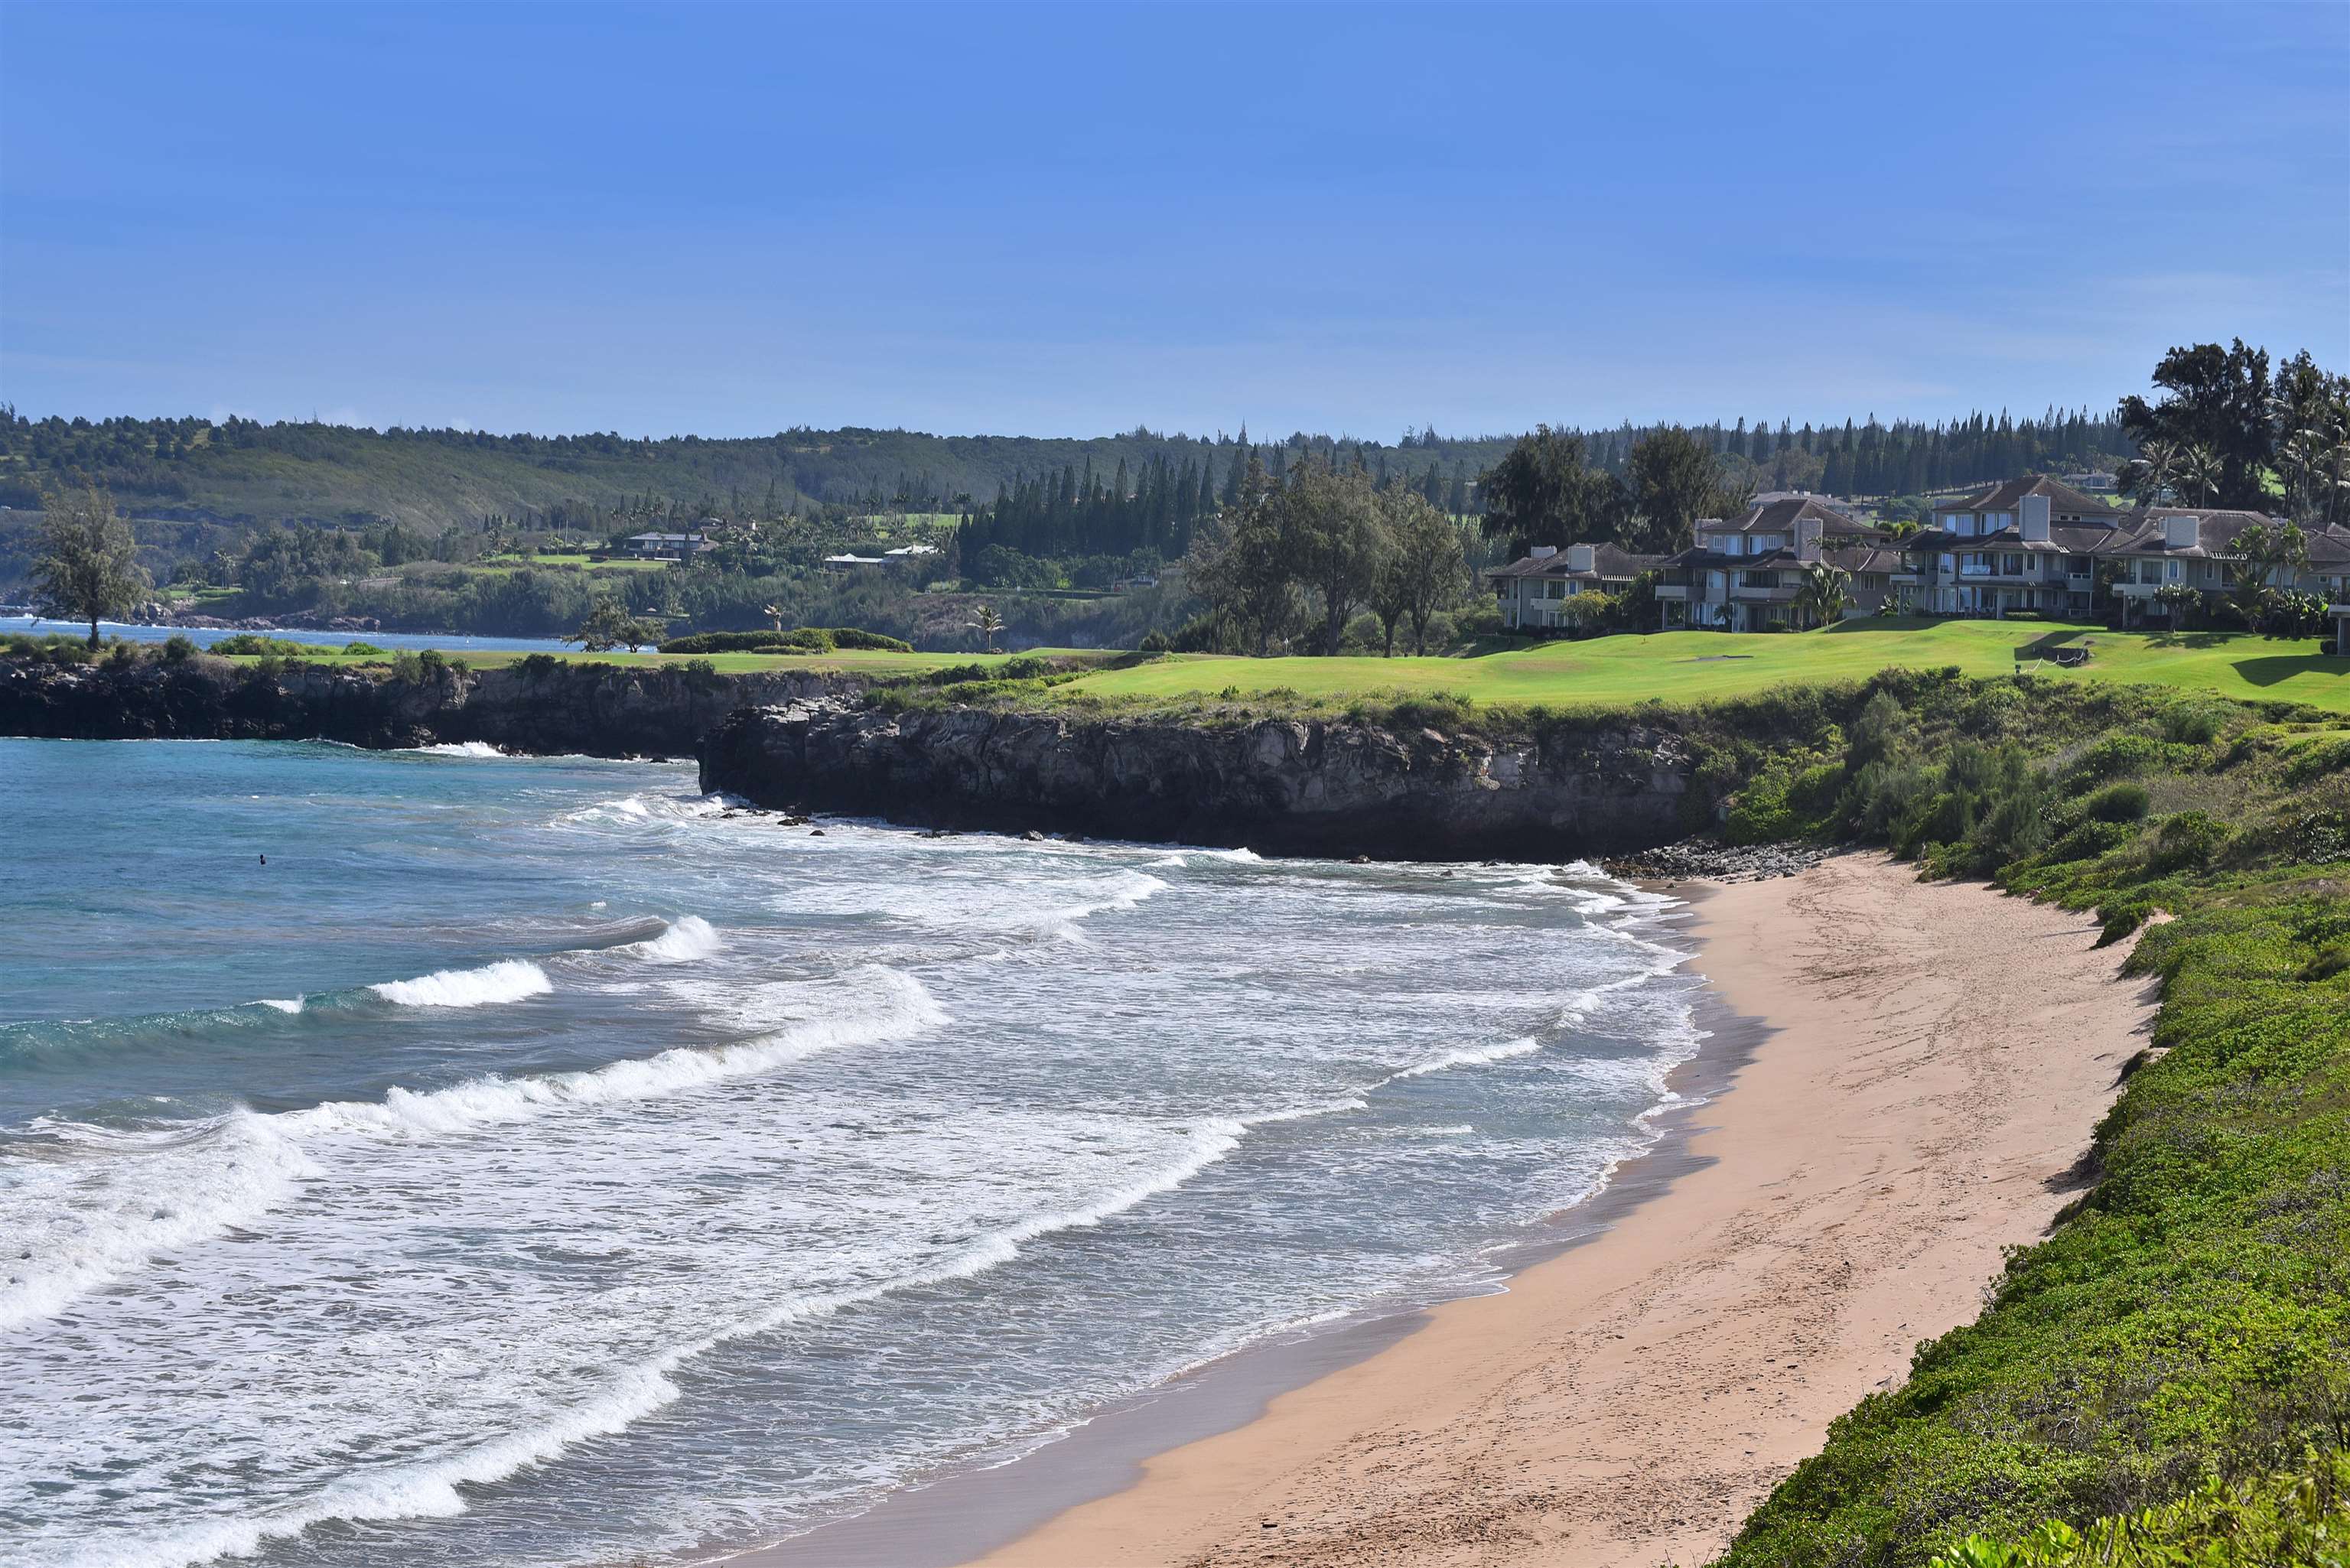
[[0, 615, 574, 653], [0, 737, 1703, 1568]]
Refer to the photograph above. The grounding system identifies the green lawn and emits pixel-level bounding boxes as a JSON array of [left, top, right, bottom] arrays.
[[1056, 620, 2350, 713], [472, 553, 672, 573], [204, 622, 2350, 712]]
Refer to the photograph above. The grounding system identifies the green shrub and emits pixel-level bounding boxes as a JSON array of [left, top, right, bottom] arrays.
[[161, 635, 197, 663], [213, 633, 317, 656], [2082, 781, 2152, 823], [516, 652, 563, 676], [340, 640, 389, 656], [2299, 941, 2350, 982], [2042, 817, 2135, 864], [2284, 737, 2350, 787], [2068, 733, 2164, 785], [2148, 808, 2228, 872], [2161, 702, 2228, 745], [1927, 1455, 2350, 1568]]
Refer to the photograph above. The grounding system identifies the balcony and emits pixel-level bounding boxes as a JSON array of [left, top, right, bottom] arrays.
[[1652, 584, 1690, 600], [1730, 584, 1796, 602]]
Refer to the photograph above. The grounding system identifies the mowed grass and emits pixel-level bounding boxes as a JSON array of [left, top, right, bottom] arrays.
[[1056, 620, 2350, 713]]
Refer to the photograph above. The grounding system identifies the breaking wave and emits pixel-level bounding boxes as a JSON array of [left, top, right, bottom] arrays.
[[368, 959, 553, 1009]]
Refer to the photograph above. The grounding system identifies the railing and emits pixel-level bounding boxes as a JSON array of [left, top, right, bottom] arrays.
[[1652, 584, 1690, 600]]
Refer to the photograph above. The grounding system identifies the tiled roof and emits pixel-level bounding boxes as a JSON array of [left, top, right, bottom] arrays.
[[1932, 476, 2119, 519], [1486, 543, 1668, 581], [1707, 496, 1883, 538]]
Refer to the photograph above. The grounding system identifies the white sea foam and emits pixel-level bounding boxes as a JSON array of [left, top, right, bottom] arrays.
[[254, 996, 305, 1014], [297, 966, 942, 1139], [0, 1113, 318, 1335], [69, 1108, 1243, 1568], [1386, 1035, 1541, 1082], [617, 915, 722, 964], [369, 958, 553, 1009], [415, 740, 505, 758]]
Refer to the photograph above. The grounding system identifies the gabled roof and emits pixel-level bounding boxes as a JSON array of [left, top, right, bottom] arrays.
[[2098, 508, 2280, 559], [2304, 525, 2350, 568], [1486, 542, 1668, 581], [1932, 476, 2117, 519], [1704, 496, 1883, 538]]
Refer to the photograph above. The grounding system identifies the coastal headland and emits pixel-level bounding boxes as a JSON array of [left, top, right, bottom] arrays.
[[898, 851, 2157, 1568]]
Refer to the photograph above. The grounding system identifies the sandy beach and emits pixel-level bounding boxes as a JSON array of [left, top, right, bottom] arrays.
[[943, 851, 2159, 1568]]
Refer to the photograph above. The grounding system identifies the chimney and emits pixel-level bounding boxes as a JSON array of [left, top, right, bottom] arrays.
[[2020, 494, 2051, 541], [1529, 545, 1558, 559], [1565, 543, 1596, 573], [2162, 514, 2201, 550], [1796, 516, 1824, 558]]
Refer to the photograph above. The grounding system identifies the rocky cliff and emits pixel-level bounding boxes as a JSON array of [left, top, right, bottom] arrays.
[[699, 701, 1703, 859], [0, 657, 864, 757]]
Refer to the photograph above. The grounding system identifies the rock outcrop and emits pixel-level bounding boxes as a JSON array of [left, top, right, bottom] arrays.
[[699, 701, 1702, 859], [0, 657, 867, 757]]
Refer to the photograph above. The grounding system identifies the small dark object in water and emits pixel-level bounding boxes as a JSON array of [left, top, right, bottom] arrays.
[[1349, 854, 1369, 864], [259, 854, 266, 866], [1021, 829, 1046, 841], [810, 828, 826, 836]]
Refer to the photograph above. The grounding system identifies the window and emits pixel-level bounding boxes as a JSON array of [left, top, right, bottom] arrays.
[[2166, 560, 2182, 582]]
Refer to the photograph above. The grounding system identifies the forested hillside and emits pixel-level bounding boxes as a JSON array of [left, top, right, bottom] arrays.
[[0, 405, 2127, 538]]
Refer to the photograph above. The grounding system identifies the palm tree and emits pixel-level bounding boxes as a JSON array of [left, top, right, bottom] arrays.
[[762, 602, 785, 635], [2122, 439, 2179, 509], [969, 603, 1004, 653], [2176, 445, 2224, 508], [1792, 561, 1854, 630], [2227, 519, 2310, 624]]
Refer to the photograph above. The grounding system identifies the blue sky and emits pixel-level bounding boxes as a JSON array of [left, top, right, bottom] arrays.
[[2, 2, 2343, 440]]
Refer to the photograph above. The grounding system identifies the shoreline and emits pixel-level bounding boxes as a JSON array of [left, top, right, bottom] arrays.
[[717, 885, 1749, 1568], [718, 849, 2153, 1568]]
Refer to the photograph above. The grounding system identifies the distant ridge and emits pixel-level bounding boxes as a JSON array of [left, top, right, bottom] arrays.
[[0, 407, 2124, 533]]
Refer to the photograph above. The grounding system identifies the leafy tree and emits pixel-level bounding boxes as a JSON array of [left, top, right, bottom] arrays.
[[1476, 426, 1617, 558], [1284, 464, 1386, 655], [34, 483, 149, 649], [2119, 340, 2274, 508], [1623, 428, 1741, 555], [1378, 481, 1469, 655], [568, 597, 652, 652], [1183, 451, 1302, 656]]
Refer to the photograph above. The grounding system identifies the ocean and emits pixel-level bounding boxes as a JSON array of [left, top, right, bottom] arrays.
[[0, 737, 1704, 1568], [0, 615, 575, 654]]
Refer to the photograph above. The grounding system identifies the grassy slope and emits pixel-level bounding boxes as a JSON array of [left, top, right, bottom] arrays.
[[1056, 621, 2350, 714]]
